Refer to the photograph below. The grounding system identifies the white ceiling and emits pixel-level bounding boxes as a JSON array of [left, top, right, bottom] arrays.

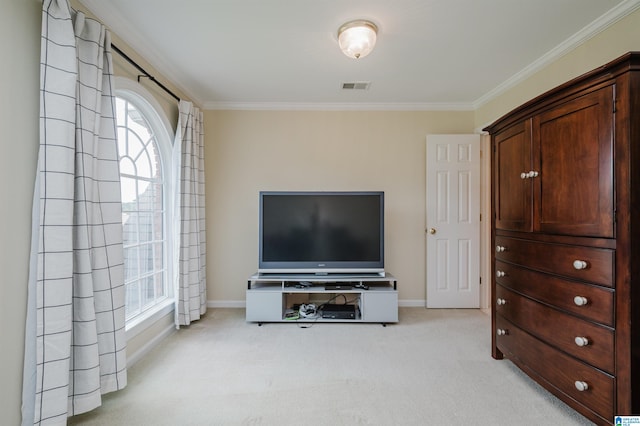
[[79, 0, 639, 110]]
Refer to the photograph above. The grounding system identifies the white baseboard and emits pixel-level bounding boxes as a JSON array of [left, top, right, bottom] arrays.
[[207, 300, 245, 308], [399, 299, 426, 307]]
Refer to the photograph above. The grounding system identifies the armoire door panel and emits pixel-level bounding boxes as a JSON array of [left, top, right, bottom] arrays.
[[533, 86, 614, 237], [495, 121, 532, 232]]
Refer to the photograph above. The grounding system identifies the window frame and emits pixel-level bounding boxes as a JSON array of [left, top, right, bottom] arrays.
[[115, 77, 176, 337]]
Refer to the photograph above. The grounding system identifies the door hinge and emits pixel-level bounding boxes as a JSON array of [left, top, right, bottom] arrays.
[[480, 277, 482, 285]]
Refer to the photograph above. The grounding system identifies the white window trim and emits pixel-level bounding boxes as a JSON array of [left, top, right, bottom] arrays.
[[115, 77, 176, 335]]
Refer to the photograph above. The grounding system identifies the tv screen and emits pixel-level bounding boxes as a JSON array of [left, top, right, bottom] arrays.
[[259, 191, 384, 274]]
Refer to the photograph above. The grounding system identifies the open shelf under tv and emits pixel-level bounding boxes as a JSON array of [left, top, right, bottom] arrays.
[[246, 272, 398, 325]]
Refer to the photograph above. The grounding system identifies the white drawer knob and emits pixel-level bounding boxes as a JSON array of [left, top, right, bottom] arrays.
[[573, 260, 588, 270], [529, 170, 539, 178], [496, 270, 505, 278], [574, 336, 590, 347], [496, 245, 506, 253], [573, 296, 589, 306], [496, 328, 507, 336], [520, 172, 528, 179], [496, 298, 506, 306], [574, 381, 589, 392]]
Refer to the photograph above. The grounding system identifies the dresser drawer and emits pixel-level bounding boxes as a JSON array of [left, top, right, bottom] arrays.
[[495, 236, 614, 287], [496, 315, 614, 421], [495, 260, 614, 326], [496, 285, 614, 374]]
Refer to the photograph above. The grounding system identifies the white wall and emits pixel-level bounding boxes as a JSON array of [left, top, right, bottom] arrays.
[[205, 110, 476, 305], [0, 1, 41, 424]]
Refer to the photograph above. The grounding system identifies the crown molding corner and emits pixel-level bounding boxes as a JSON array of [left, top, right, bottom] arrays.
[[473, 0, 640, 110]]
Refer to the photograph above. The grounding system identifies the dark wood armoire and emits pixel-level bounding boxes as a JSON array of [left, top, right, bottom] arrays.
[[484, 52, 640, 425]]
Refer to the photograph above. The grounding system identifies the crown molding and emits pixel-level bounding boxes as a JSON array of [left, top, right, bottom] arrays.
[[203, 101, 475, 111], [79, 0, 640, 112], [473, 0, 640, 109], [78, 0, 202, 105]]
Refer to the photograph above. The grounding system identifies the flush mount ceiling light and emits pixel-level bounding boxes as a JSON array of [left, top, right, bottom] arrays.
[[337, 20, 378, 59]]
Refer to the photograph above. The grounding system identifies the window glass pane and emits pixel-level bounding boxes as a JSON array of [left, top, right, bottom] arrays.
[[128, 130, 146, 162], [117, 128, 127, 154], [117, 95, 167, 322], [152, 183, 163, 207], [153, 212, 163, 241], [137, 212, 153, 242], [139, 243, 153, 277], [141, 275, 155, 309], [122, 212, 138, 246], [137, 150, 153, 179], [120, 156, 136, 177], [126, 280, 140, 318], [154, 272, 165, 299], [153, 242, 163, 272], [124, 246, 139, 282], [147, 142, 161, 179], [137, 181, 154, 210], [120, 176, 138, 206]]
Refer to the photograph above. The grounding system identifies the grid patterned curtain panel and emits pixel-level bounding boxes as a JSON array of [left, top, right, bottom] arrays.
[[23, 1, 127, 424], [173, 101, 207, 327]]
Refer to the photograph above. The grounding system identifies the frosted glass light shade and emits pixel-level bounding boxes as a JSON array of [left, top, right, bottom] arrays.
[[338, 20, 378, 59]]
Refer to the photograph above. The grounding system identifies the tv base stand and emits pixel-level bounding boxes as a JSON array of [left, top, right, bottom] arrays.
[[246, 273, 398, 324]]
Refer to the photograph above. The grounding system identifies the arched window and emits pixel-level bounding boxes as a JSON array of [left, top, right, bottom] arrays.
[[115, 80, 174, 323]]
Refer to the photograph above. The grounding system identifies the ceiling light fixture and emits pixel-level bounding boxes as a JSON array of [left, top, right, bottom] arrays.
[[337, 20, 378, 59]]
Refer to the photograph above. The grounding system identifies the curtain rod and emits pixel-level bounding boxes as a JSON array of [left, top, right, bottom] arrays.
[[111, 44, 181, 103]]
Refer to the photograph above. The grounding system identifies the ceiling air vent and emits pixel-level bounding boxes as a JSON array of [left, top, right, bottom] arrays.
[[342, 81, 371, 90]]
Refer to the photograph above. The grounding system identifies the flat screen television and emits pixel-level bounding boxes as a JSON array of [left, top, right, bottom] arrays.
[[258, 191, 384, 275]]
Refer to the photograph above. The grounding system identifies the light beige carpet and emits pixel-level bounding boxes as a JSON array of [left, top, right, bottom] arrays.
[[69, 308, 594, 425]]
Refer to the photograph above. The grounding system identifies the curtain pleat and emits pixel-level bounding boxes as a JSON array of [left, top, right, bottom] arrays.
[[173, 101, 207, 327], [23, 1, 127, 424]]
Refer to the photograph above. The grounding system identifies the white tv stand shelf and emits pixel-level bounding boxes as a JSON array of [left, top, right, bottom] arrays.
[[246, 272, 398, 325]]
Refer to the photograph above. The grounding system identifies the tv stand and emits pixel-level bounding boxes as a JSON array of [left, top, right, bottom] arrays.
[[246, 272, 398, 325]]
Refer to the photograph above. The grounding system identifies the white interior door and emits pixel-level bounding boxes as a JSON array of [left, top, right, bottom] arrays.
[[426, 134, 480, 308]]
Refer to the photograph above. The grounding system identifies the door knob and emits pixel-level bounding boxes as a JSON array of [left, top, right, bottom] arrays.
[[428, 228, 436, 234]]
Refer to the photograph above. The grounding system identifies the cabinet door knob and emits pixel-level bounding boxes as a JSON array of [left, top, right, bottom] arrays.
[[574, 336, 590, 347], [496, 270, 505, 278], [496, 298, 506, 306], [529, 170, 539, 178], [573, 260, 588, 270], [428, 228, 437, 234], [496, 245, 506, 252], [573, 296, 589, 306], [496, 328, 508, 336], [574, 381, 589, 392], [520, 172, 528, 179]]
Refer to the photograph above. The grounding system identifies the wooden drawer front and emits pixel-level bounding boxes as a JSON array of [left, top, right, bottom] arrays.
[[495, 236, 614, 287], [496, 315, 614, 421], [495, 260, 614, 326], [496, 285, 614, 374]]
